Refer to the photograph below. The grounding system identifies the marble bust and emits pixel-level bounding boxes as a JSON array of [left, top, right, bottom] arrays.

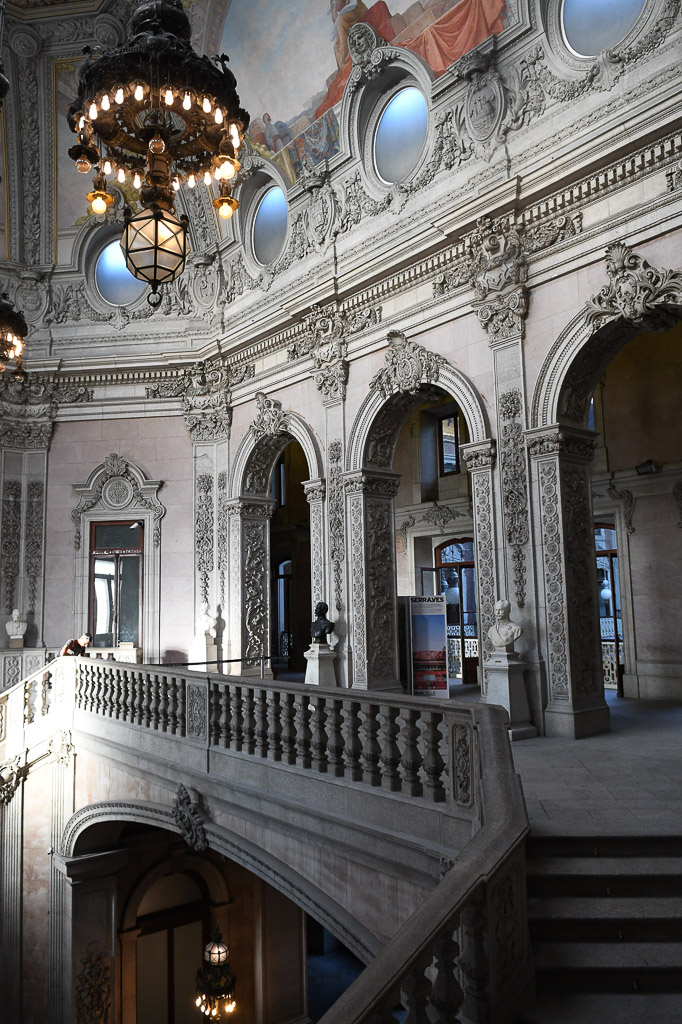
[[5, 609, 27, 639], [196, 601, 217, 639], [487, 599, 523, 651]]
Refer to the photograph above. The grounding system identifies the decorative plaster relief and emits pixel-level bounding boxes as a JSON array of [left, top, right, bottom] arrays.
[[217, 472, 228, 605], [585, 242, 682, 331], [75, 951, 111, 1024], [72, 454, 165, 550], [1, 480, 21, 615], [251, 392, 290, 441], [146, 358, 254, 442], [0, 755, 22, 806], [328, 441, 345, 612], [370, 331, 446, 399], [195, 474, 214, 605], [537, 460, 569, 701], [242, 518, 270, 664], [186, 685, 208, 740], [172, 783, 208, 852], [499, 389, 529, 607], [607, 481, 635, 534]]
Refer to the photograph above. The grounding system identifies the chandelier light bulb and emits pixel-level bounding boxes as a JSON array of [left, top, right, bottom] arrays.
[[134, 83, 144, 101], [215, 107, 224, 125], [117, 167, 126, 183], [88, 101, 98, 119], [78, 115, 86, 130], [91, 194, 108, 215], [183, 91, 192, 110], [202, 96, 212, 114], [187, 173, 196, 188], [172, 177, 180, 191], [101, 93, 110, 111], [218, 200, 233, 219], [204, 169, 212, 185], [114, 86, 124, 104], [164, 87, 174, 106], [230, 123, 241, 151], [76, 156, 92, 174], [219, 159, 236, 180], [103, 159, 112, 175], [149, 135, 166, 155], [133, 171, 142, 189]]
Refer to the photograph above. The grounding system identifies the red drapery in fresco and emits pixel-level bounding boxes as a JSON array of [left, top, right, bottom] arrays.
[[315, 0, 506, 120]]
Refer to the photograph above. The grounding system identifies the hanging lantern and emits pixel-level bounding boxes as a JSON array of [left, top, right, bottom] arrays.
[[195, 928, 237, 1019], [66, 0, 249, 304], [0, 293, 28, 374]]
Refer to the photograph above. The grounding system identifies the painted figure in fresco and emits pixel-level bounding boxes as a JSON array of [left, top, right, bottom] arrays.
[[330, 0, 369, 68], [263, 113, 284, 153], [311, 602, 335, 644]]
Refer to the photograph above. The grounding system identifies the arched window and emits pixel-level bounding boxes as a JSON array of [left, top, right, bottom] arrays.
[[374, 86, 428, 184], [95, 238, 147, 305], [561, 0, 646, 57], [252, 185, 288, 265]]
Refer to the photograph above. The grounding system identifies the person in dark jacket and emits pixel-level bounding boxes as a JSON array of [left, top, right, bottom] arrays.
[[59, 632, 92, 657]]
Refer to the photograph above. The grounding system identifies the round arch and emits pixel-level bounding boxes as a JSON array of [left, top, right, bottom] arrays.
[[346, 353, 489, 472], [230, 398, 323, 499], [61, 800, 380, 964]]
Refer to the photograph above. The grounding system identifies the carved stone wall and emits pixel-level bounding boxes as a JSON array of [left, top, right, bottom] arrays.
[[461, 441, 498, 694], [226, 500, 275, 674]]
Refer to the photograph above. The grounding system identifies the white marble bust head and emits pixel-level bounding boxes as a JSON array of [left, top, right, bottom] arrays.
[[5, 608, 27, 638], [487, 599, 523, 651]]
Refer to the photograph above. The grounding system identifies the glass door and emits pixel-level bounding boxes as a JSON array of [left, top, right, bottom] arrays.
[[422, 539, 479, 685], [595, 524, 623, 695], [89, 521, 143, 648]]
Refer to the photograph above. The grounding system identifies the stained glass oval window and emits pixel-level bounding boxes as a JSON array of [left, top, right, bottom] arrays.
[[562, 0, 646, 57], [374, 86, 428, 184], [95, 239, 147, 306], [252, 186, 288, 266]]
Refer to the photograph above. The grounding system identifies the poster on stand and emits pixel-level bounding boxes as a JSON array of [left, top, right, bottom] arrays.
[[409, 595, 450, 698]]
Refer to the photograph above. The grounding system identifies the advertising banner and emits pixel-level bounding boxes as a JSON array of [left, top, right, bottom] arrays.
[[409, 595, 450, 698]]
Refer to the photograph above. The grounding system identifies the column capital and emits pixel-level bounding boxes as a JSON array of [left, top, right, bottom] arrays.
[[525, 424, 596, 462], [343, 469, 401, 498], [226, 497, 276, 519], [303, 478, 326, 503], [461, 438, 496, 471]]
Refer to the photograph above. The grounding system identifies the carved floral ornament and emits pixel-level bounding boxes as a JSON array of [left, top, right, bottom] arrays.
[[172, 783, 208, 852], [251, 392, 290, 440], [145, 358, 254, 442], [585, 242, 682, 331], [0, 371, 93, 449], [370, 331, 447, 398], [71, 453, 166, 549]]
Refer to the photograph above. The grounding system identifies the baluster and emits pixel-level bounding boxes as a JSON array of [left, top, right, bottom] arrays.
[[209, 682, 220, 745], [141, 674, 152, 727], [230, 686, 243, 751], [255, 689, 269, 757], [112, 667, 122, 719], [459, 896, 488, 1024], [119, 671, 130, 721], [342, 700, 362, 781], [428, 933, 464, 1024], [242, 687, 256, 754], [91, 665, 100, 714], [360, 703, 381, 786], [279, 693, 296, 764], [326, 699, 345, 777], [310, 695, 328, 773], [400, 709, 423, 797], [158, 675, 169, 731], [23, 678, 34, 725], [166, 677, 177, 733], [379, 704, 401, 791], [105, 666, 115, 717], [266, 691, 282, 762], [94, 667, 105, 715], [176, 678, 186, 737], [422, 711, 446, 802], [218, 683, 230, 747], [132, 672, 143, 725], [401, 963, 433, 1024], [149, 673, 160, 729], [294, 696, 312, 769]]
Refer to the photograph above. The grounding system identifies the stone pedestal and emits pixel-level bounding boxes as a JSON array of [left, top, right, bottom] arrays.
[[304, 643, 338, 687], [189, 634, 218, 673], [8, 637, 24, 649], [485, 650, 537, 741]]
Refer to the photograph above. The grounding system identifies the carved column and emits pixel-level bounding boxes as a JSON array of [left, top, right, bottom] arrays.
[[303, 480, 326, 612], [344, 470, 400, 690], [527, 426, 610, 738], [461, 441, 498, 696], [0, 754, 24, 1022], [226, 499, 275, 676]]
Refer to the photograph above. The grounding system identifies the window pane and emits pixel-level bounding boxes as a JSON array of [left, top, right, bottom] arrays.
[[594, 526, 617, 551], [118, 556, 140, 644], [440, 416, 458, 473], [93, 557, 115, 646], [253, 186, 288, 265], [562, 0, 645, 57], [94, 522, 142, 550], [374, 87, 428, 184], [95, 239, 147, 306]]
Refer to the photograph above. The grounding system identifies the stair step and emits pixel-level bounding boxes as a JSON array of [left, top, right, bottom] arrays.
[[527, 856, 682, 876], [527, 835, 682, 859], [533, 941, 682, 970], [536, 965, 682, 994], [527, 863, 682, 898], [528, 895, 682, 919], [516, 992, 682, 1024]]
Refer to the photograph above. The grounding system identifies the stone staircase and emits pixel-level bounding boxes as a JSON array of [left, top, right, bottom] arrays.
[[518, 834, 682, 1024]]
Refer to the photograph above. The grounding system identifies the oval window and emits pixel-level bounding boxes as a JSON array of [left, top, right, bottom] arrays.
[[252, 186, 288, 266], [562, 0, 646, 57], [374, 86, 428, 185], [95, 239, 147, 306]]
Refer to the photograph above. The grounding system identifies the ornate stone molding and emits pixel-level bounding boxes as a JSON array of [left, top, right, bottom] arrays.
[[344, 471, 401, 499], [585, 242, 682, 331], [187, 684, 208, 740], [23, 480, 44, 615], [242, 517, 269, 664], [328, 440, 345, 612], [48, 730, 74, 766], [146, 358, 254, 442], [302, 480, 326, 504], [171, 783, 208, 852], [537, 460, 569, 701], [71, 453, 165, 549], [607, 481, 635, 534], [499, 389, 529, 607], [0, 372, 92, 450], [0, 756, 22, 806], [217, 472, 228, 605], [462, 439, 497, 472], [347, 23, 398, 90], [1, 479, 21, 615], [399, 502, 469, 550], [251, 392, 290, 440], [338, 169, 393, 233], [370, 331, 446, 399], [526, 429, 595, 462], [300, 159, 341, 254], [75, 950, 111, 1024], [196, 474, 215, 605]]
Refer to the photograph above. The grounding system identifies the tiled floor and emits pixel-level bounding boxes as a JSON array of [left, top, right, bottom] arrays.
[[510, 690, 682, 835]]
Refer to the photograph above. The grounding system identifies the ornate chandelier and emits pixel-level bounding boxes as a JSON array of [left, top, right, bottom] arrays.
[[67, 0, 249, 304], [0, 293, 27, 373], [195, 929, 237, 1019]]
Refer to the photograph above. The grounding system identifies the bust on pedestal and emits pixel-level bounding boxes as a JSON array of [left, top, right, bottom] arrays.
[[188, 602, 219, 673], [485, 599, 537, 740], [5, 609, 27, 649], [304, 602, 338, 687]]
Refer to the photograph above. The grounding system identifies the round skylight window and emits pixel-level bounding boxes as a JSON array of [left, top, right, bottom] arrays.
[[561, 0, 646, 57], [374, 87, 428, 185], [95, 239, 147, 306], [252, 186, 288, 266]]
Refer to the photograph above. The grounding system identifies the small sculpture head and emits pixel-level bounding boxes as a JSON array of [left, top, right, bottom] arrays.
[[494, 599, 511, 622], [314, 601, 329, 619]]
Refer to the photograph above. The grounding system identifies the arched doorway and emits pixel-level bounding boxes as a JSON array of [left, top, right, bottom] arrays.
[[530, 242, 682, 731]]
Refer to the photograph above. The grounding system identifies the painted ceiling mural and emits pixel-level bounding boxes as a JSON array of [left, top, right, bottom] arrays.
[[46, 0, 510, 265]]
